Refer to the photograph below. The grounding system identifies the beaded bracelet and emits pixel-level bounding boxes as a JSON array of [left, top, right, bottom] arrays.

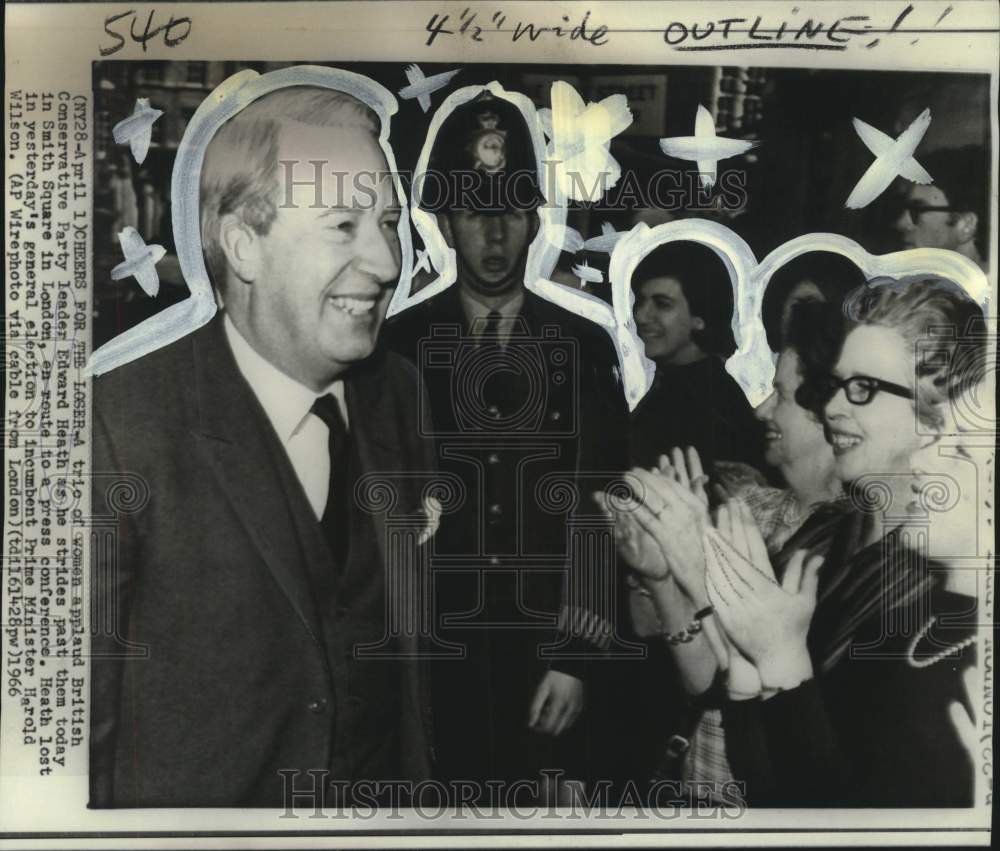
[[661, 615, 705, 645]]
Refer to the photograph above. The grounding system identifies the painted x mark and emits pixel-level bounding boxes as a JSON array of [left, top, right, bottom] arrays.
[[846, 108, 933, 209]]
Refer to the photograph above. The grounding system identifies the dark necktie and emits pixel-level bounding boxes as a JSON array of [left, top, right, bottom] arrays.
[[479, 310, 505, 411], [310, 394, 350, 567], [481, 309, 503, 345]]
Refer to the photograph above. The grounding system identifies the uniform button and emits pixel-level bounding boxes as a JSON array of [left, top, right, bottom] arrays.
[[665, 734, 690, 757], [488, 556, 501, 567], [488, 503, 503, 517], [307, 697, 328, 714], [487, 452, 500, 465], [486, 404, 502, 420], [548, 410, 562, 422]]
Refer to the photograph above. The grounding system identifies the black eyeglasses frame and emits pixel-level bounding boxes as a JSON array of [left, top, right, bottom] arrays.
[[822, 374, 915, 406]]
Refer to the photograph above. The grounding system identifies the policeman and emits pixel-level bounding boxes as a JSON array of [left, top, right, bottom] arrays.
[[384, 91, 630, 801]]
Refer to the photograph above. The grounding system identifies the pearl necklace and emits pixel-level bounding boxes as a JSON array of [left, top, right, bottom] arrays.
[[906, 615, 978, 669]]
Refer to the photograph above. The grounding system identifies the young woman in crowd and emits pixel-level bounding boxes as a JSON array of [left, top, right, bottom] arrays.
[[621, 239, 772, 791], [629, 241, 767, 474], [608, 275, 984, 807]]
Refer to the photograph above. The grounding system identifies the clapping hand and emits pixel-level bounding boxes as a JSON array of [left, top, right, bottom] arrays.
[[594, 447, 714, 600], [709, 618, 763, 700], [705, 499, 823, 691], [625, 467, 711, 603], [594, 489, 670, 582], [595, 448, 734, 695], [656, 447, 710, 518]]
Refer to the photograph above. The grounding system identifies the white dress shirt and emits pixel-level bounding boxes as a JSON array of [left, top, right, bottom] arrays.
[[459, 288, 525, 346], [224, 315, 348, 519]]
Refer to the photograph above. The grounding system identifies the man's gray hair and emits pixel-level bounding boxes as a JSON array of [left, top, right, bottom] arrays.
[[199, 85, 379, 287]]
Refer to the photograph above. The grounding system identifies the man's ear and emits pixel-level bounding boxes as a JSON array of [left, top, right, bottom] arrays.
[[955, 211, 978, 244], [219, 212, 261, 284]]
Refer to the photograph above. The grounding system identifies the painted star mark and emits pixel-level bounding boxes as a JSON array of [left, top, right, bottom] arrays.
[[659, 104, 758, 190], [549, 224, 584, 254], [413, 247, 432, 275], [112, 98, 164, 166], [583, 221, 625, 254], [398, 64, 461, 113], [111, 226, 166, 297], [571, 262, 604, 285]]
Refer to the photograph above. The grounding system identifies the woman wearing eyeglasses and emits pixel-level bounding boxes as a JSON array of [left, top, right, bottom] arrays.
[[711, 275, 985, 807]]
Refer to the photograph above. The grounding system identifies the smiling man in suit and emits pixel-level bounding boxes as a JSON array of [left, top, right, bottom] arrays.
[[90, 85, 435, 807]]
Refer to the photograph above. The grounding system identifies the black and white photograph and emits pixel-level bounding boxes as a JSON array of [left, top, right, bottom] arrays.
[[87, 55, 992, 808], [2, 1, 997, 847]]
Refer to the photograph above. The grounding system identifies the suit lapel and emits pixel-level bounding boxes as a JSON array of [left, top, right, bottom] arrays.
[[345, 359, 405, 572], [189, 317, 324, 643]]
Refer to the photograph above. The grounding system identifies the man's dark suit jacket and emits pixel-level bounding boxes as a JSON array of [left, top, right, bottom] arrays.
[[90, 314, 435, 807]]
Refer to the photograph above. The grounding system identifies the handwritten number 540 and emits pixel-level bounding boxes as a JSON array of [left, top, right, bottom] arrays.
[[101, 9, 192, 57]]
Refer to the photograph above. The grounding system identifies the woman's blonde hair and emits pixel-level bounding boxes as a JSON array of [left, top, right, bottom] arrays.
[[843, 275, 985, 429]]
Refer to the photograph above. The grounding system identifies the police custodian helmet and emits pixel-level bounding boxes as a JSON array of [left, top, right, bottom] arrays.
[[419, 91, 545, 213]]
